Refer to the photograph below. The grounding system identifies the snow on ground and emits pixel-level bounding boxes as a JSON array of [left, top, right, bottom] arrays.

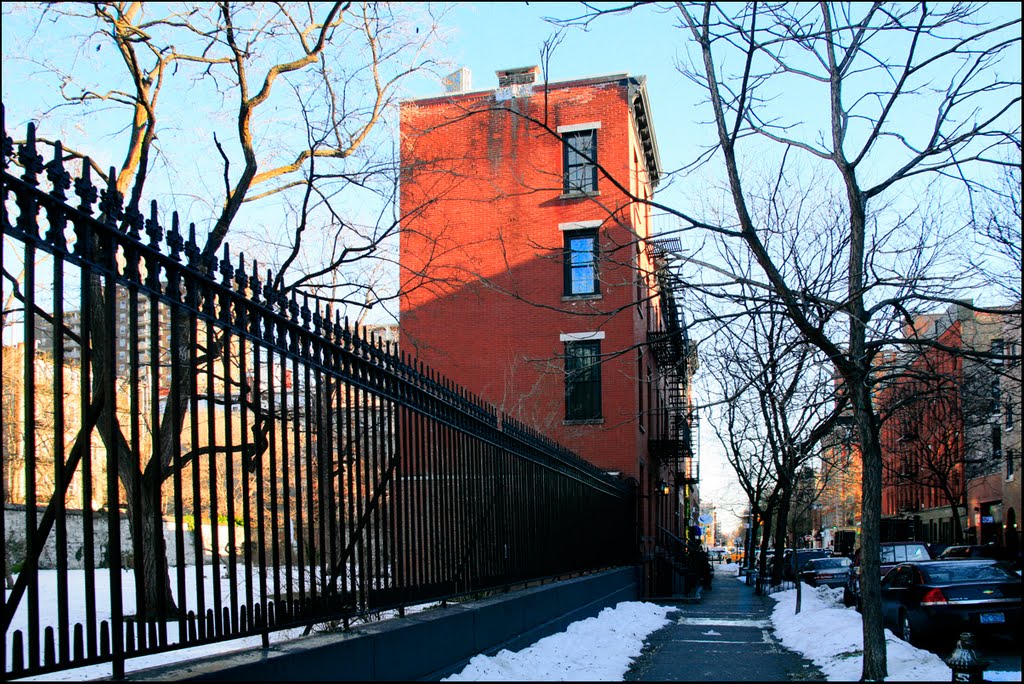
[[442, 602, 676, 682], [446, 564, 1020, 682], [765, 581, 950, 681], [756, 576, 1021, 682], [6, 567, 440, 681]]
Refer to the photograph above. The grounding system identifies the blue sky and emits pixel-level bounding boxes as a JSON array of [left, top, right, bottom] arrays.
[[426, 2, 1021, 212], [406, 2, 716, 210]]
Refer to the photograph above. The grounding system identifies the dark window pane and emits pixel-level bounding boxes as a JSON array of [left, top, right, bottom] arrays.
[[563, 129, 598, 193], [566, 341, 601, 419]]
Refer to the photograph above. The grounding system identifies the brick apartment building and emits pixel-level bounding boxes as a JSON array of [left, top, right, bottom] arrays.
[[878, 303, 1016, 548], [398, 66, 699, 568], [999, 308, 1020, 554], [814, 414, 862, 551]]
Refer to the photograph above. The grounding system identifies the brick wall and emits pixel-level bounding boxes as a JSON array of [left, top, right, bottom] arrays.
[[399, 75, 656, 481]]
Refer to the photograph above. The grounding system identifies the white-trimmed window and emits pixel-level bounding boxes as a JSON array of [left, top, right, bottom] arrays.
[[562, 332, 604, 420], [559, 122, 600, 194], [563, 229, 599, 295]]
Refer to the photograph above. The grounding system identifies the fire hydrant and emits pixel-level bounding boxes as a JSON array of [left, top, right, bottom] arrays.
[[946, 632, 986, 682]]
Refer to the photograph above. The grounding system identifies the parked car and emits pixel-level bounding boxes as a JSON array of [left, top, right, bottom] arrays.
[[879, 559, 1021, 646], [936, 544, 1017, 563], [784, 548, 833, 580], [844, 541, 932, 608], [800, 556, 853, 588]]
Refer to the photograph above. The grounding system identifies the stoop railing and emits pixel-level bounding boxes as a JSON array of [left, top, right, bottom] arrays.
[[0, 108, 635, 679]]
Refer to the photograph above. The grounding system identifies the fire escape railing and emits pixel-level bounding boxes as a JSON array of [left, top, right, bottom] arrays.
[[644, 240, 699, 488]]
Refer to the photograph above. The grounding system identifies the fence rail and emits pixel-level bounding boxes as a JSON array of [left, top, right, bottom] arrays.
[[1, 108, 635, 679]]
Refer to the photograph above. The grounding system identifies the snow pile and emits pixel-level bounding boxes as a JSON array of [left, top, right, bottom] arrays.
[[768, 584, 957, 681], [443, 601, 675, 681]]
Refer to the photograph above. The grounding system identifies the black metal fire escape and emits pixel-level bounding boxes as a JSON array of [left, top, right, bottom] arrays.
[[645, 238, 699, 490], [644, 237, 703, 598]]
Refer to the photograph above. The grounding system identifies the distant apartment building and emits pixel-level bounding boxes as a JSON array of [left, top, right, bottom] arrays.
[[815, 414, 863, 550], [878, 303, 1013, 546], [33, 288, 172, 385], [997, 307, 1020, 553], [1, 343, 91, 508], [113, 292, 172, 385], [399, 66, 700, 566]]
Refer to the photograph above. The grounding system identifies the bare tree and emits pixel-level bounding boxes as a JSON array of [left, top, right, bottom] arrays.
[[3, 1, 443, 619], [710, 365, 781, 577], [535, 4, 1022, 677], [969, 153, 1022, 306], [703, 271, 846, 585]]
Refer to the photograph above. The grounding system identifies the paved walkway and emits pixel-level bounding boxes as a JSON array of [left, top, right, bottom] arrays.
[[625, 565, 824, 681]]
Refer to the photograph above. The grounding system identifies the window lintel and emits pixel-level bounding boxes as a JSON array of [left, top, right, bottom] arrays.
[[561, 331, 606, 341], [557, 121, 602, 133]]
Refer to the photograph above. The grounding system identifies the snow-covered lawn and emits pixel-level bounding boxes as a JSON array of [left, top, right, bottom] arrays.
[[6, 566, 433, 681]]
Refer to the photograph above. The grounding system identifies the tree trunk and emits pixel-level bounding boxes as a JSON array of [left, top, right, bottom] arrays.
[[747, 506, 761, 571], [772, 483, 793, 585], [757, 508, 775, 591], [134, 464, 179, 619], [851, 378, 887, 681], [87, 265, 186, 620], [950, 500, 965, 545]]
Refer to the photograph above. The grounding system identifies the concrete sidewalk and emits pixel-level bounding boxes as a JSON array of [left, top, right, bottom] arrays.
[[625, 566, 823, 681]]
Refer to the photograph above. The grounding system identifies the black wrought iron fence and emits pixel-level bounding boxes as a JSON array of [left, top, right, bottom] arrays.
[[0, 109, 636, 679]]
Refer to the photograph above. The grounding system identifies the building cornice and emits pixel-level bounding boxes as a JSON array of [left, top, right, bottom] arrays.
[[626, 75, 663, 190]]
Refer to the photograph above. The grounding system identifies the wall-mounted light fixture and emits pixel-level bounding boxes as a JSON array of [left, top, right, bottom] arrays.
[[660, 481, 671, 496]]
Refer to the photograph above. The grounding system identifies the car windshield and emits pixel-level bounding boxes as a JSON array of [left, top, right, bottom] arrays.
[[922, 562, 1018, 584]]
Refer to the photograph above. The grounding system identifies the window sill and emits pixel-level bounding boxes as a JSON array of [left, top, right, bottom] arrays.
[[562, 294, 602, 301], [559, 190, 600, 200], [564, 418, 604, 426]]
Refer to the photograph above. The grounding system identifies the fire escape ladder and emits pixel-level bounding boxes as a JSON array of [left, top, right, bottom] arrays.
[[644, 240, 699, 487]]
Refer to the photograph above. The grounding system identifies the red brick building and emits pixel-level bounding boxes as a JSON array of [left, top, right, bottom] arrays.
[[878, 304, 1009, 546], [398, 67, 699, 572]]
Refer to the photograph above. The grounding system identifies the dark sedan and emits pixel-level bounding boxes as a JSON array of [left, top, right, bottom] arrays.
[[937, 545, 1019, 567], [879, 560, 1021, 646], [800, 556, 853, 588]]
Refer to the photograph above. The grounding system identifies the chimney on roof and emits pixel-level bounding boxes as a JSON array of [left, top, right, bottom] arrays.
[[443, 67, 472, 94], [496, 65, 540, 87]]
